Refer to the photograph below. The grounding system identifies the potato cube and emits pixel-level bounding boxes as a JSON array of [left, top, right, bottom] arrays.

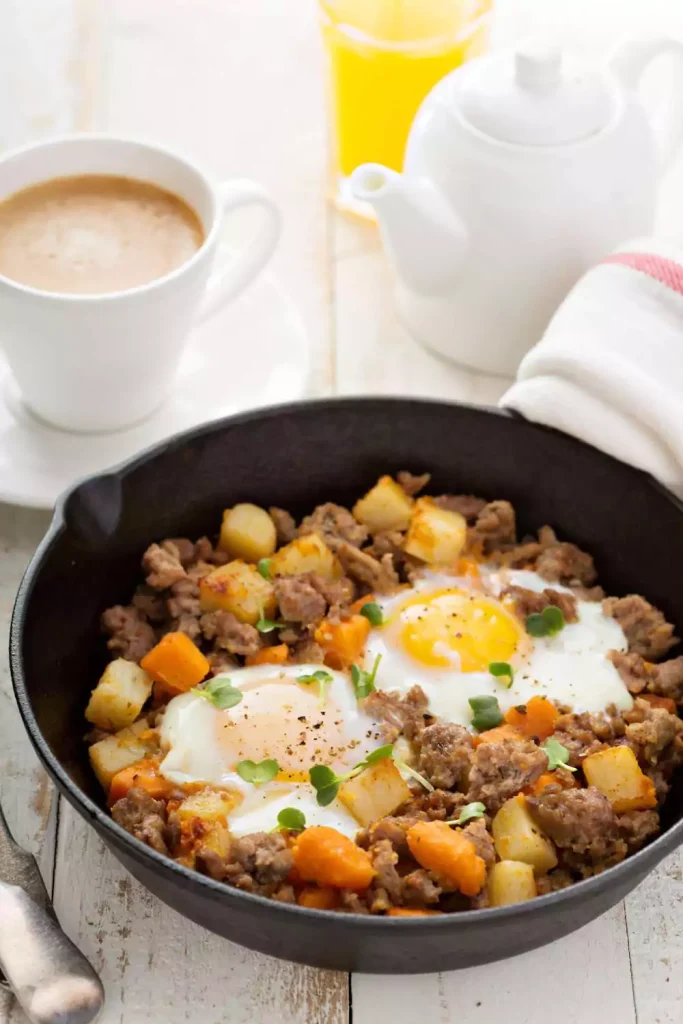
[[338, 758, 411, 827], [177, 789, 235, 864], [492, 794, 558, 875], [219, 503, 277, 562], [199, 559, 276, 624], [488, 861, 537, 907], [85, 659, 154, 732], [403, 498, 467, 564], [89, 718, 157, 790], [583, 746, 657, 813], [353, 476, 414, 532], [177, 789, 238, 827], [270, 533, 341, 581]]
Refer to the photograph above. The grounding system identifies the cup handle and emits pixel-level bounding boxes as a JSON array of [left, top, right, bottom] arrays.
[[198, 179, 282, 322], [609, 34, 683, 172]]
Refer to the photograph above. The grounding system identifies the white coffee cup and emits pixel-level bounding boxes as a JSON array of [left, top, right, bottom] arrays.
[[0, 134, 281, 432]]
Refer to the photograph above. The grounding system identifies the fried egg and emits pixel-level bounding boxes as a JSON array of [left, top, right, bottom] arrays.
[[158, 664, 383, 837], [364, 568, 633, 725]]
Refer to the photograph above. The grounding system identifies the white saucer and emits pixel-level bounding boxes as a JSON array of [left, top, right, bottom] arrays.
[[0, 269, 311, 509]]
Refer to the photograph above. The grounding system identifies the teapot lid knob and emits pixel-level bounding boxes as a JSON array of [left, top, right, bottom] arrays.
[[452, 36, 615, 146], [515, 43, 562, 93]]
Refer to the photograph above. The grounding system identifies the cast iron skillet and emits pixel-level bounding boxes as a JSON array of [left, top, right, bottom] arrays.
[[9, 397, 683, 973]]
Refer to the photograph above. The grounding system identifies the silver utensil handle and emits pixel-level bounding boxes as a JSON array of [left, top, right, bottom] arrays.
[[0, 881, 104, 1024]]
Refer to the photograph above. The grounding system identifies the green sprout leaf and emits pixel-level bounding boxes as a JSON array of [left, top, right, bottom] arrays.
[[273, 807, 306, 832], [309, 764, 340, 806], [394, 759, 435, 792], [309, 742, 397, 807], [255, 600, 286, 634], [298, 669, 334, 706], [236, 758, 280, 785], [469, 694, 503, 732], [351, 654, 382, 700], [365, 744, 394, 765], [489, 661, 514, 689], [447, 801, 486, 826], [542, 737, 577, 772], [257, 558, 273, 581], [359, 602, 384, 627], [197, 675, 243, 710], [526, 605, 566, 638]]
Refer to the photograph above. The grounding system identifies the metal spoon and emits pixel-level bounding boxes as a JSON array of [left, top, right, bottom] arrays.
[[0, 799, 105, 1024]]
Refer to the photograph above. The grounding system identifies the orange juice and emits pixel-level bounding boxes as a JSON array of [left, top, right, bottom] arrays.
[[320, 0, 493, 210]]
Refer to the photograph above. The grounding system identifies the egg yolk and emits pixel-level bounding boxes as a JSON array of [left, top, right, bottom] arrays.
[[390, 588, 522, 670]]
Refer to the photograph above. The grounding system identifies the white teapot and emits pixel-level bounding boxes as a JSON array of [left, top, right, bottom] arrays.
[[351, 36, 683, 375]]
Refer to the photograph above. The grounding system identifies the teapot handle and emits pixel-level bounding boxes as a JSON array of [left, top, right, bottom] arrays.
[[609, 35, 683, 172]]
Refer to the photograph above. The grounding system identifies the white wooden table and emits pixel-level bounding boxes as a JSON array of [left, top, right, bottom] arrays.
[[1, 1, 683, 1021]]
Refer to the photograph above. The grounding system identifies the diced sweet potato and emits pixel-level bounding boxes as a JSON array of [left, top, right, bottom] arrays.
[[219, 503, 277, 562], [353, 476, 414, 532], [108, 757, 172, 806], [473, 724, 524, 747], [505, 696, 559, 741], [85, 658, 154, 732], [298, 886, 341, 910], [488, 860, 537, 907], [492, 794, 558, 874], [270, 533, 342, 581], [89, 718, 157, 790], [245, 644, 289, 666], [583, 745, 657, 813], [314, 614, 370, 670], [403, 498, 467, 565], [292, 826, 376, 890], [140, 632, 210, 695], [338, 758, 411, 827], [198, 559, 276, 624], [406, 820, 486, 896]]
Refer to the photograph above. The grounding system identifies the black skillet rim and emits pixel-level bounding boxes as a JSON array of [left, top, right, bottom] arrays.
[[9, 395, 683, 934]]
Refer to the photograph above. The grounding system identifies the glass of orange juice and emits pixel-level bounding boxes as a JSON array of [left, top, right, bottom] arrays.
[[319, 0, 493, 216]]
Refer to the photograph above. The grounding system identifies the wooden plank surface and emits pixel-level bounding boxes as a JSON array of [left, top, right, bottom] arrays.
[[0, 506, 55, 1024], [1, 0, 683, 1022]]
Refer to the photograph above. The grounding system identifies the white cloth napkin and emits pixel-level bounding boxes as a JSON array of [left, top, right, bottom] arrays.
[[501, 238, 683, 497]]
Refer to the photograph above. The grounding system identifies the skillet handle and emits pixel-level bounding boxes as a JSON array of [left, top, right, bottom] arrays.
[[0, 882, 104, 1024]]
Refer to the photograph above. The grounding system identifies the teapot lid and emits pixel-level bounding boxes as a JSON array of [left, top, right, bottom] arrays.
[[454, 41, 615, 145]]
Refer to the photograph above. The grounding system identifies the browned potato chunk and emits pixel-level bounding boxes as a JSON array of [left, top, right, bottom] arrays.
[[403, 498, 467, 564], [488, 861, 537, 906], [199, 560, 276, 624], [219, 503, 277, 562], [338, 758, 411, 827], [492, 794, 558, 875], [176, 789, 235, 864], [270, 533, 341, 581], [583, 746, 657, 813], [85, 659, 154, 732], [89, 718, 157, 790], [353, 476, 414, 532], [177, 788, 238, 826]]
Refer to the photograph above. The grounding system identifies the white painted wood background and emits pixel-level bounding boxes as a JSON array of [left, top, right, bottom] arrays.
[[1, 0, 683, 1021]]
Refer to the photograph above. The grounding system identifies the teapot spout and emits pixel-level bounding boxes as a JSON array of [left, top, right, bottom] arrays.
[[350, 164, 468, 296]]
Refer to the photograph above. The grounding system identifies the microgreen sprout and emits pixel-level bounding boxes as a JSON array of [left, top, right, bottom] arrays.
[[196, 675, 243, 710], [236, 758, 280, 785], [526, 605, 566, 638], [351, 654, 382, 699], [469, 694, 503, 732]]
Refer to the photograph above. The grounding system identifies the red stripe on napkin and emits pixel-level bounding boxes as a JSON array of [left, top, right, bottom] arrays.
[[602, 252, 683, 295]]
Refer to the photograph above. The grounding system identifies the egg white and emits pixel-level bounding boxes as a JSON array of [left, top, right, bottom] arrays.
[[365, 568, 633, 726], [158, 664, 383, 837]]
